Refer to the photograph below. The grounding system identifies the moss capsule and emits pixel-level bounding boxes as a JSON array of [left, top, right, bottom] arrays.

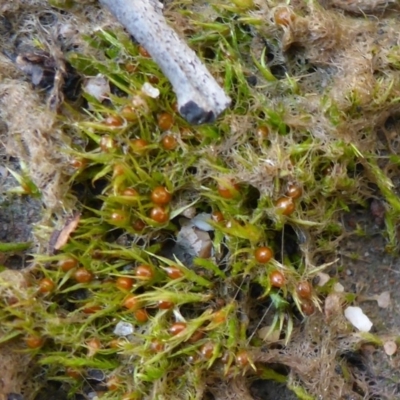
[[269, 271, 285, 288], [301, 299, 315, 316], [25, 335, 44, 349], [200, 342, 215, 359], [130, 138, 149, 155], [162, 134, 178, 150], [58, 257, 78, 272], [165, 266, 184, 279], [157, 112, 174, 131], [39, 278, 55, 293], [135, 265, 154, 280], [134, 308, 149, 323], [296, 281, 312, 299], [254, 246, 274, 263], [73, 268, 93, 283], [286, 183, 302, 200], [276, 196, 295, 216], [123, 294, 141, 310], [151, 186, 172, 206], [116, 277, 134, 291], [169, 322, 187, 335], [105, 115, 123, 127], [274, 7, 295, 27], [236, 350, 250, 367], [217, 181, 240, 199], [149, 206, 169, 223]]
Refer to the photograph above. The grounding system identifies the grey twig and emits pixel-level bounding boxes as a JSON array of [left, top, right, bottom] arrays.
[[99, 0, 231, 125]]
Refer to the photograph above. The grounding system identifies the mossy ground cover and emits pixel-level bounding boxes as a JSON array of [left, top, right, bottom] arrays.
[[1, 0, 400, 399]]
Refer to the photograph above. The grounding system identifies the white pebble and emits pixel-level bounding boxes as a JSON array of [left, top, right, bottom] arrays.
[[191, 213, 214, 231], [344, 306, 373, 332], [384, 340, 397, 356], [113, 321, 134, 336], [83, 74, 110, 101], [141, 82, 160, 98], [376, 291, 391, 308]]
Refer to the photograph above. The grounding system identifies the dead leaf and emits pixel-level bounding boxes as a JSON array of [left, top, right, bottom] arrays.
[[49, 213, 80, 252]]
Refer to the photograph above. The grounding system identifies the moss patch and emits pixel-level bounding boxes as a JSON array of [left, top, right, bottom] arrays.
[[1, 0, 400, 399]]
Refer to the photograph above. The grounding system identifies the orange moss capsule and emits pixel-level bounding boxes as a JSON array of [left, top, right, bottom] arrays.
[[25, 335, 44, 349], [58, 257, 78, 272], [116, 276, 134, 291], [188, 330, 204, 344], [39, 278, 55, 293], [286, 183, 302, 200], [269, 270, 285, 288], [66, 368, 81, 379], [82, 305, 102, 314], [87, 337, 101, 357], [211, 211, 224, 223], [296, 281, 312, 299], [150, 339, 164, 353], [256, 125, 269, 140], [158, 300, 174, 310], [105, 115, 123, 127], [148, 74, 159, 84], [236, 350, 250, 367], [169, 322, 187, 335], [217, 181, 240, 199], [200, 342, 215, 359], [73, 268, 93, 283], [212, 310, 227, 324], [121, 105, 138, 122], [130, 138, 149, 155], [125, 63, 137, 73], [113, 163, 126, 177], [123, 294, 140, 310], [275, 196, 295, 216], [132, 219, 146, 231], [149, 206, 169, 223], [274, 7, 295, 27], [110, 210, 129, 225], [165, 266, 184, 279], [122, 188, 138, 197], [254, 246, 274, 263], [162, 134, 178, 150], [135, 265, 154, 280], [138, 45, 151, 58], [109, 338, 124, 349], [157, 112, 174, 131], [100, 135, 116, 152], [70, 158, 87, 169], [134, 308, 149, 323], [301, 299, 315, 316], [151, 186, 172, 206], [106, 376, 120, 391]]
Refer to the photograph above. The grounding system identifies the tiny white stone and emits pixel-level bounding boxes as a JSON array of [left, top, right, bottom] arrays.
[[376, 291, 391, 308], [113, 321, 134, 336], [191, 213, 214, 231], [141, 82, 160, 98], [83, 74, 110, 102], [344, 306, 373, 332], [384, 340, 397, 356], [316, 272, 330, 286], [333, 282, 344, 292]]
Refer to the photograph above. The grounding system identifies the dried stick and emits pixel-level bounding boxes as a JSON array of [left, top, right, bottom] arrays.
[[99, 0, 231, 125]]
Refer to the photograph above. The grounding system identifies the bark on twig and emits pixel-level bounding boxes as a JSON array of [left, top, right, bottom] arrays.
[[99, 0, 231, 125]]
